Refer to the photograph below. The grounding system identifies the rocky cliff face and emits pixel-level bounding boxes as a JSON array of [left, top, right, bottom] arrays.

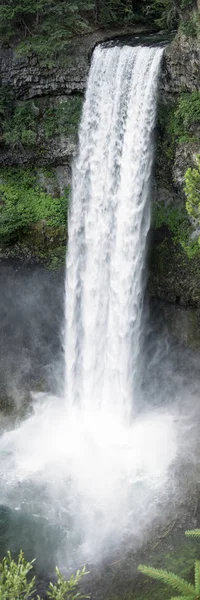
[[151, 33, 200, 304], [149, 32, 200, 348], [161, 33, 200, 94], [0, 28, 200, 346]]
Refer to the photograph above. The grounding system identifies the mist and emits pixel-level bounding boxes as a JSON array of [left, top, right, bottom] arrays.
[[0, 258, 200, 577], [0, 259, 65, 409]]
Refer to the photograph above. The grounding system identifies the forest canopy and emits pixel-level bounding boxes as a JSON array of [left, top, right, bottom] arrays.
[[0, 0, 198, 62]]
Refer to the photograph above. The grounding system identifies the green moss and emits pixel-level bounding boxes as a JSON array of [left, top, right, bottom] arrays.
[[0, 90, 82, 150], [185, 155, 200, 220], [180, 11, 200, 37], [173, 92, 200, 141], [155, 90, 200, 265], [43, 97, 83, 139], [156, 92, 200, 178], [156, 101, 175, 172], [152, 199, 200, 259], [0, 91, 38, 148], [3, 101, 38, 147]]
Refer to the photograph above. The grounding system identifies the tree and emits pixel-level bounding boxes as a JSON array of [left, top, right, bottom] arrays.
[[0, 0, 94, 63]]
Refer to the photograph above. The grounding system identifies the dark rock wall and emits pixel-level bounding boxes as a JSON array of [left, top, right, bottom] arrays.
[[151, 34, 200, 307]]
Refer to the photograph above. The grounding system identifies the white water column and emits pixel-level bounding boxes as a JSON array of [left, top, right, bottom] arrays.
[[65, 44, 163, 420]]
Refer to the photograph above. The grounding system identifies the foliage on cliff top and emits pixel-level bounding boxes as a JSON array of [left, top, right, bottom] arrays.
[[0, 0, 198, 63], [0, 168, 68, 243]]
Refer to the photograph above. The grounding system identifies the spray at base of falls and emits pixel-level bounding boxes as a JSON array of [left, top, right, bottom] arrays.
[[0, 44, 178, 568], [0, 395, 177, 566]]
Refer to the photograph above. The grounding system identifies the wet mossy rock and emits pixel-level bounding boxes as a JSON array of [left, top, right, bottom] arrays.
[[150, 30, 200, 315], [150, 235, 200, 305], [0, 168, 68, 267]]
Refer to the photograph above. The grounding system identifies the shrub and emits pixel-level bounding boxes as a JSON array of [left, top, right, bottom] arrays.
[[0, 89, 82, 149], [156, 92, 200, 170], [0, 550, 35, 600], [185, 155, 200, 221], [0, 168, 68, 243], [173, 92, 200, 141], [0, 550, 89, 600], [3, 101, 38, 148], [44, 97, 83, 139]]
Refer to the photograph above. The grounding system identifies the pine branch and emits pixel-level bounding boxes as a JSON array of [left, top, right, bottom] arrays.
[[185, 530, 200, 538], [194, 560, 200, 593], [138, 565, 195, 596]]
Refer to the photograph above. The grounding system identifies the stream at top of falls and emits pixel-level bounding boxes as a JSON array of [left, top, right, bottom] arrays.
[[0, 43, 197, 574]]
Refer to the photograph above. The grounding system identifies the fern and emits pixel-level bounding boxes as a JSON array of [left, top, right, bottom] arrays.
[[138, 566, 195, 596]]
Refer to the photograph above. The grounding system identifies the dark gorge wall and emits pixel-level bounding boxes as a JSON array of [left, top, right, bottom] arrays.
[[0, 27, 200, 346], [149, 32, 200, 348]]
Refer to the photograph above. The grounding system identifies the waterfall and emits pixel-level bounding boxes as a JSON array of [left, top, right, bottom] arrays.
[[0, 43, 178, 569], [65, 44, 163, 418]]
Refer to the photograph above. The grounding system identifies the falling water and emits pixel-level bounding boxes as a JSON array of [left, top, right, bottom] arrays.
[[0, 43, 179, 569], [65, 44, 164, 418]]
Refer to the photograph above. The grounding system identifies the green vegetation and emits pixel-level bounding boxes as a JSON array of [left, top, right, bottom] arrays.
[[0, 549, 89, 600], [180, 9, 200, 36], [172, 92, 200, 143], [0, 168, 68, 243], [154, 152, 200, 259], [153, 196, 200, 259], [43, 97, 83, 139], [185, 155, 200, 221], [152, 199, 200, 259], [145, 0, 199, 29], [2, 100, 37, 148], [0, 89, 82, 149], [155, 91, 200, 259], [0, 551, 35, 600], [153, 201, 188, 241], [0, 0, 197, 63], [156, 91, 200, 169], [0, 0, 94, 65], [138, 529, 200, 600]]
